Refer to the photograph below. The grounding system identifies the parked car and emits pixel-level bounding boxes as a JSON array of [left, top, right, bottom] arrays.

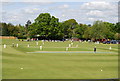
[[116, 40, 120, 44], [103, 40, 120, 44], [103, 41, 111, 44], [110, 40, 118, 44]]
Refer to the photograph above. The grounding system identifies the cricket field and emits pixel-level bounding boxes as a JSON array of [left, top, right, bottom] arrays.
[[0, 39, 118, 79]]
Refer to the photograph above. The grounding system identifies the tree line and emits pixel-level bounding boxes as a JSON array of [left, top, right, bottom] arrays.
[[0, 13, 120, 40]]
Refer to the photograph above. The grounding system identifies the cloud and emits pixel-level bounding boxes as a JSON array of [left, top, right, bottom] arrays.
[[47, 1, 118, 24], [62, 14, 65, 17], [50, 1, 117, 24], [1, 0, 120, 2], [87, 10, 103, 16], [2, 10, 36, 25], [79, 1, 118, 23], [22, 8, 40, 14], [2, 13, 23, 23], [59, 4, 69, 8], [81, 1, 117, 10], [49, 4, 69, 11], [2, 1, 118, 25]]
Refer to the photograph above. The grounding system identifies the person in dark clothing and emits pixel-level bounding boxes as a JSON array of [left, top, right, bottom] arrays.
[[94, 46, 96, 53]]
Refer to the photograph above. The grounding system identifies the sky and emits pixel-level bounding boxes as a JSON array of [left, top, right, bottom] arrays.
[[1, 0, 119, 25]]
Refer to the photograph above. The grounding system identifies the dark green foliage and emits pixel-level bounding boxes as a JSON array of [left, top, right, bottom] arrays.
[[60, 19, 78, 38], [75, 24, 88, 39], [0, 13, 120, 40], [28, 13, 63, 40], [114, 22, 120, 33], [0, 23, 23, 37]]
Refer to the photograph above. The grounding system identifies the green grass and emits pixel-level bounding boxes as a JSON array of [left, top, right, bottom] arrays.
[[1, 39, 118, 79]]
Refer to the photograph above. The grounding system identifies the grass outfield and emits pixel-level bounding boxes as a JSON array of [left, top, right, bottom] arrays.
[[1, 39, 118, 79]]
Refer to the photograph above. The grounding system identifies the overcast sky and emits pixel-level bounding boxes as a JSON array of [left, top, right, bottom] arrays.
[[1, 0, 119, 25]]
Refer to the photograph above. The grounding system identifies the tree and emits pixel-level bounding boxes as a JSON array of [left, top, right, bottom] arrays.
[[48, 16, 60, 39], [114, 22, 120, 33], [75, 24, 88, 39], [6, 23, 21, 37], [17, 24, 26, 39], [29, 13, 61, 39], [90, 21, 112, 40], [25, 20, 31, 28], [1, 22, 9, 36], [1, 13, 119, 40], [84, 27, 92, 39], [0, 22, 25, 37], [114, 33, 120, 40], [102, 22, 115, 39], [61, 19, 78, 39], [113, 22, 120, 40]]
